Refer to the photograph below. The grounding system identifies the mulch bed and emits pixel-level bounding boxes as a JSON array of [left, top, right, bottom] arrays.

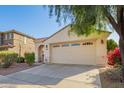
[[0, 63, 40, 76], [99, 67, 124, 88]]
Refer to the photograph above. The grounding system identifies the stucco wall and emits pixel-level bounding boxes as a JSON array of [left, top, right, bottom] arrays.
[[43, 38, 107, 65], [43, 26, 110, 65], [96, 38, 107, 65], [44, 26, 110, 44]]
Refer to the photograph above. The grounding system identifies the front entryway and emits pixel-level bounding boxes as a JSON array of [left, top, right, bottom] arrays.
[[38, 45, 44, 62]]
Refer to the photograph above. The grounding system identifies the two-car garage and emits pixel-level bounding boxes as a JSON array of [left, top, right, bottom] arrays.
[[50, 40, 96, 65], [41, 25, 110, 66]]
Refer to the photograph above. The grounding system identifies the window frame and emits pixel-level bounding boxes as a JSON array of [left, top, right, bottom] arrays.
[[62, 44, 69, 47], [71, 43, 80, 46], [52, 44, 60, 48], [5, 34, 8, 40], [82, 42, 93, 45], [9, 33, 13, 39]]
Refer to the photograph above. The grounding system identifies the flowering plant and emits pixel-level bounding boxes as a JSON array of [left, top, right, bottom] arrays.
[[107, 48, 121, 65]]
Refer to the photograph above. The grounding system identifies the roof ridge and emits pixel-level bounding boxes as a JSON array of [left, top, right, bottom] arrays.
[[0, 29, 35, 40]]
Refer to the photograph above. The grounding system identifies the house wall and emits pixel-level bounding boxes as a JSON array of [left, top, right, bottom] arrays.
[[44, 38, 107, 65], [44, 26, 110, 44], [8, 33, 35, 57], [96, 37, 107, 65], [43, 26, 110, 65]]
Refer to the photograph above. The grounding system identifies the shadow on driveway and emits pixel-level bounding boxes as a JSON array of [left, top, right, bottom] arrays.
[[0, 64, 101, 88]]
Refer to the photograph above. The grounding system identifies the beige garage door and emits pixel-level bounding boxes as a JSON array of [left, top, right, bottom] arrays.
[[50, 41, 96, 65]]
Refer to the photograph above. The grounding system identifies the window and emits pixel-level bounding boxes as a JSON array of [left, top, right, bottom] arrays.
[[62, 44, 69, 47], [7, 33, 10, 39], [89, 42, 93, 45], [53, 44, 60, 48], [5, 34, 8, 40], [82, 42, 86, 45], [4, 33, 13, 40], [9, 33, 13, 39], [7, 33, 13, 39], [82, 42, 93, 45], [24, 37, 27, 44], [71, 43, 80, 46]]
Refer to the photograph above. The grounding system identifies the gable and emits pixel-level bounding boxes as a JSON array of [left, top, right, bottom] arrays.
[[44, 25, 111, 44]]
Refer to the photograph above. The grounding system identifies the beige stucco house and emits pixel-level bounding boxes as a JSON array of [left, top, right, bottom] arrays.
[[0, 30, 35, 57], [35, 25, 111, 66]]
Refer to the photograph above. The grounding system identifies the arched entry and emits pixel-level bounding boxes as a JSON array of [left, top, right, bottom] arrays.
[[38, 45, 44, 62]]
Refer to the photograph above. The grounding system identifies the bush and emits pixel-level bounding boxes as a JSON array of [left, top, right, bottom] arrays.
[[107, 39, 118, 52], [24, 52, 35, 66], [0, 51, 18, 68], [17, 57, 25, 63], [107, 48, 122, 66]]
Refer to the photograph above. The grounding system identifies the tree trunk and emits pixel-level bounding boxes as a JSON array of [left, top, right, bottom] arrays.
[[119, 39, 124, 64], [119, 39, 124, 82]]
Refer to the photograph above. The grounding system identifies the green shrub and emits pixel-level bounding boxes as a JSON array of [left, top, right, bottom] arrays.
[[107, 39, 118, 52], [24, 52, 35, 66], [0, 51, 18, 68], [17, 57, 25, 63]]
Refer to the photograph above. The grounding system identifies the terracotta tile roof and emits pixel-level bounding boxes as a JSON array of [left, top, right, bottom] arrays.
[[0, 29, 35, 40]]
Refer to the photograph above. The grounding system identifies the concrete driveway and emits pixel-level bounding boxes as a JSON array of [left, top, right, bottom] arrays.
[[0, 64, 101, 88]]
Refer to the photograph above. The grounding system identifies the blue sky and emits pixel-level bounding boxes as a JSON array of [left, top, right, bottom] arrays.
[[0, 5, 119, 43]]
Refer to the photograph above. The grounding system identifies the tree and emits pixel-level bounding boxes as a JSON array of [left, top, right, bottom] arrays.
[[48, 6, 124, 62], [107, 39, 118, 52], [48, 5, 124, 81]]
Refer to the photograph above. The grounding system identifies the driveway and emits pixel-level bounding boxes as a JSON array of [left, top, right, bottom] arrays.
[[0, 64, 101, 88]]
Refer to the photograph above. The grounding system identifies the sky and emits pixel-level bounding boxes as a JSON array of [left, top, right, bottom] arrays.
[[0, 5, 119, 43]]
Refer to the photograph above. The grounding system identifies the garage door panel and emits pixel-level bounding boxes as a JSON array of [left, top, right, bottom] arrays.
[[51, 42, 96, 65]]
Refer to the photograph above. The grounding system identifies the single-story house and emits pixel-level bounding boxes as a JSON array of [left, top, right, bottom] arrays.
[[35, 25, 111, 66]]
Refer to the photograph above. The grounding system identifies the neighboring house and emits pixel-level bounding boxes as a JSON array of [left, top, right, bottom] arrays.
[[0, 30, 35, 57], [35, 25, 111, 66]]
